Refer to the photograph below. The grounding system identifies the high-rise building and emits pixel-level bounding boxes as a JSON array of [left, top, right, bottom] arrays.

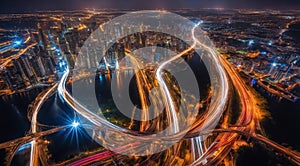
[[20, 54, 37, 84], [1, 70, 14, 90], [61, 22, 67, 32], [64, 52, 75, 69], [42, 56, 56, 75], [59, 33, 70, 54], [64, 31, 77, 54], [91, 21, 98, 31], [37, 23, 48, 51], [12, 59, 27, 82], [28, 53, 46, 79], [73, 27, 80, 45]]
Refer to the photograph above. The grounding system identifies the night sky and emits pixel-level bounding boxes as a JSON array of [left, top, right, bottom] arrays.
[[0, 0, 300, 13]]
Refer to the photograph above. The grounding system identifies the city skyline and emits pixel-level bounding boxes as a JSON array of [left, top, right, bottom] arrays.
[[0, 5, 300, 166], [1, 0, 300, 13]]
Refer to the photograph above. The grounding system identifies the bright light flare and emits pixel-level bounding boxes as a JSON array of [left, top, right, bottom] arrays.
[[72, 121, 80, 128], [14, 40, 22, 45], [248, 39, 254, 46], [268, 41, 272, 46]]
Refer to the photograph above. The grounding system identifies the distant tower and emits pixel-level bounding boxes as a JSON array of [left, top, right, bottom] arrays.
[[73, 27, 80, 46], [91, 21, 98, 31], [29, 29, 36, 42], [37, 23, 47, 51], [59, 33, 70, 54], [61, 21, 67, 32]]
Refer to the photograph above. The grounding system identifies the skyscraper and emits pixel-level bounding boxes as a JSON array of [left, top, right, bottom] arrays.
[[1, 70, 14, 90], [37, 23, 48, 51], [59, 33, 70, 54]]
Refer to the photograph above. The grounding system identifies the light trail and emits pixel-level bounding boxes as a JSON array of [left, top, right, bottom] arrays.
[[7, 14, 299, 165], [2, 84, 59, 165], [185, 128, 300, 165], [29, 84, 58, 166], [124, 51, 150, 131], [0, 42, 37, 68], [194, 58, 254, 165], [58, 68, 131, 133], [0, 127, 66, 149], [193, 44, 268, 165], [58, 20, 230, 163], [59, 22, 229, 137], [0, 41, 12, 47], [189, 25, 229, 133], [66, 142, 140, 166]]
